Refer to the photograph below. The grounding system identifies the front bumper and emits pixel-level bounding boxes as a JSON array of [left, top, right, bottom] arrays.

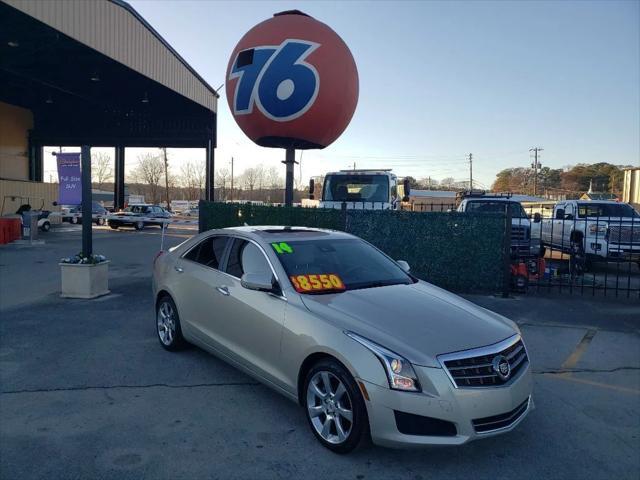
[[360, 363, 533, 448]]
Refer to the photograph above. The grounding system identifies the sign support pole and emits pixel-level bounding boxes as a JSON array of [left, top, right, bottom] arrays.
[[284, 148, 296, 207], [81, 145, 92, 257]]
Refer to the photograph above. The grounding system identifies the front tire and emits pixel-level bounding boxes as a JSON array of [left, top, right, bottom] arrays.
[[156, 295, 185, 351], [134, 221, 144, 230], [304, 359, 368, 454], [70, 216, 78, 224], [40, 221, 50, 232]]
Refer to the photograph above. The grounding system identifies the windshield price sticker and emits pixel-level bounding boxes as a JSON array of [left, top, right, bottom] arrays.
[[290, 274, 345, 293], [271, 242, 294, 254]]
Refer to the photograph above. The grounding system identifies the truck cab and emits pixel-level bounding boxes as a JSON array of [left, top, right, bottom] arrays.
[[319, 170, 401, 210], [456, 191, 538, 257], [541, 200, 640, 263]]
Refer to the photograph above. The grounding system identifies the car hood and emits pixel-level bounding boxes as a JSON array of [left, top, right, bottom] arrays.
[[300, 281, 517, 368]]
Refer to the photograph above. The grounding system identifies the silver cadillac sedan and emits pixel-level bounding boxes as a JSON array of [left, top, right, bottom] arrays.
[[152, 226, 533, 453]]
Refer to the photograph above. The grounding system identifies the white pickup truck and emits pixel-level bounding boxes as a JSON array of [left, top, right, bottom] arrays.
[[541, 200, 640, 265]]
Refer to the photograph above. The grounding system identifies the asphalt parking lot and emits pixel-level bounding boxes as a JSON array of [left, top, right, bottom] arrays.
[[1, 225, 639, 480]]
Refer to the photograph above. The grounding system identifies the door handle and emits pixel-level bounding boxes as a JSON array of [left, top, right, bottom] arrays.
[[216, 286, 230, 296], [174, 266, 184, 273]]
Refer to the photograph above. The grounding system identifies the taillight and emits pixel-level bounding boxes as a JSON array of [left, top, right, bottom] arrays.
[[153, 250, 164, 265]]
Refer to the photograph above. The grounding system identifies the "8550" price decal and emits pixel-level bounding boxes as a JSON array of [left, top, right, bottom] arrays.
[[289, 274, 345, 293]]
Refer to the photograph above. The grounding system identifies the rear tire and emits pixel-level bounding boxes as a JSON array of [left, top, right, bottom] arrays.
[[70, 216, 78, 224], [303, 359, 368, 454], [109, 223, 119, 230], [40, 221, 50, 232], [156, 295, 186, 351], [96, 218, 105, 226]]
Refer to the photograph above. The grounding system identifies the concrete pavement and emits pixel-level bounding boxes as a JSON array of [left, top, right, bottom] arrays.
[[1, 226, 639, 479]]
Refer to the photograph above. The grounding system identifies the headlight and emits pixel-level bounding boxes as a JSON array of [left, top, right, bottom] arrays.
[[345, 332, 421, 392], [589, 223, 607, 234]]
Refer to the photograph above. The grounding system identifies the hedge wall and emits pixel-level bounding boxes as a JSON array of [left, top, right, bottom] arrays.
[[199, 201, 506, 293]]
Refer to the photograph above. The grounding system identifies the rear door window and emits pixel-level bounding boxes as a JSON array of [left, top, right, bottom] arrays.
[[184, 236, 229, 269], [225, 239, 247, 278]]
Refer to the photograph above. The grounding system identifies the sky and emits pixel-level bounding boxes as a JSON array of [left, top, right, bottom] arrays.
[[44, 0, 640, 189]]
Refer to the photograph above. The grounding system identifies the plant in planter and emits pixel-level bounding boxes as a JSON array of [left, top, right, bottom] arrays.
[[59, 252, 110, 299]]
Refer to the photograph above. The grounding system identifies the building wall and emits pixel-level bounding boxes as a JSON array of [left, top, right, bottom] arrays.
[[0, 179, 61, 215], [0, 101, 32, 180], [623, 168, 640, 208]]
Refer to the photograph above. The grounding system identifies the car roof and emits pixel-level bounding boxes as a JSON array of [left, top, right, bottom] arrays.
[[464, 197, 515, 202], [220, 225, 354, 242], [573, 200, 625, 205]]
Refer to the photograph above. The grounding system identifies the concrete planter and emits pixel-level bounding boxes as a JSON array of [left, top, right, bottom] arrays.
[[59, 261, 110, 299]]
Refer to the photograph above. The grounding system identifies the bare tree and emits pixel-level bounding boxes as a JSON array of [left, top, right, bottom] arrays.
[[180, 160, 200, 200], [131, 153, 164, 204], [241, 167, 260, 200], [266, 166, 283, 190], [92, 152, 113, 189], [215, 168, 230, 201], [440, 177, 456, 189]]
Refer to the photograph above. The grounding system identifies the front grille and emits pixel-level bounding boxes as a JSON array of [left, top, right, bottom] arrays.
[[472, 397, 530, 433], [511, 226, 529, 241], [441, 337, 528, 388], [609, 225, 640, 244]]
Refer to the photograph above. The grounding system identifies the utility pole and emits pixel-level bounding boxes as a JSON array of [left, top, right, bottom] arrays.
[[162, 147, 170, 211], [529, 147, 543, 196], [467, 153, 473, 189], [230, 157, 234, 201], [299, 150, 304, 188]]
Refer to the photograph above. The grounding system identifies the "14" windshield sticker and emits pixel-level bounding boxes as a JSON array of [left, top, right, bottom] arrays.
[[271, 242, 293, 254], [290, 274, 345, 293]]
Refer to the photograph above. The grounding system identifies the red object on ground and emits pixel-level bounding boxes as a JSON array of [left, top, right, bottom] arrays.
[[0, 218, 22, 244]]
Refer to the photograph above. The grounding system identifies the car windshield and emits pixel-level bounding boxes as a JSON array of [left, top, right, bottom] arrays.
[[323, 174, 390, 203], [577, 203, 639, 218], [272, 238, 414, 294], [465, 201, 528, 218], [125, 205, 149, 213]]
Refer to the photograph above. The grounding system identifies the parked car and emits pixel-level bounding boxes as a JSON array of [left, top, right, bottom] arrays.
[[108, 204, 171, 230], [62, 202, 109, 226], [152, 226, 533, 452], [182, 208, 199, 217], [541, 200, 640, 267]]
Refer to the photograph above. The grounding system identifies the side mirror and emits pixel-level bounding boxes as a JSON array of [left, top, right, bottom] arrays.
[[555, 209, 565, 220], [403, 178, 411, 196], [309, 179, 315, 200], [241, 272, 274, 292], [396, 260, 410, 273], [533, 212, 541, 223]]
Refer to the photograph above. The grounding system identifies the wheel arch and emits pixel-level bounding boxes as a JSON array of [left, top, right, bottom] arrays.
[[570, 229, 584, 243]]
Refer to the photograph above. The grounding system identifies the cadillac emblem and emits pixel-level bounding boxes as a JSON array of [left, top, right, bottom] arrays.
[[492, 355, 511, 381]]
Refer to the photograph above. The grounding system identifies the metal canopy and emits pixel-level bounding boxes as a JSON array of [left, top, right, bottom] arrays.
[[0, 1, 216, 149]]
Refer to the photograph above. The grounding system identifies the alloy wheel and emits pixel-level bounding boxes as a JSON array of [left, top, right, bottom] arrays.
[[306, 371, 354, 444], [157, 301, 176, 346]]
